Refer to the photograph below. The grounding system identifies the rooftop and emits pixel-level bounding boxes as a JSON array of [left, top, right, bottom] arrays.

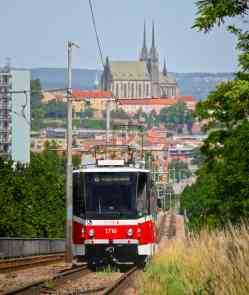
[[110, 61, 150, 81], [119, 96, 195, 106]]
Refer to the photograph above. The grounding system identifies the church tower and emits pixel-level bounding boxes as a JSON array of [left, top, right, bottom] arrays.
[[101, 56, 113, 91], [140, 22, 148, 62], [163, 58, 167, 76], [149, 21, 160, 97]]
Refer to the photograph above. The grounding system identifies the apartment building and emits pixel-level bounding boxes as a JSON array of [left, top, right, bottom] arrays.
[[0, 67, 30, 163]]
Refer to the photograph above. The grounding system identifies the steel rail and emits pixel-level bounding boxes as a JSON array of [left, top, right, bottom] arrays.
[[1, 265, 90, 295], [166, 211, 176, 239], [0, 254, 64, 272], [102, 266, 138, 295], [157, 212, 168, 242]]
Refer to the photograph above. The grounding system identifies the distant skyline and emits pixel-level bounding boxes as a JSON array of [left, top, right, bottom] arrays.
[[0, 0, 246, 72]]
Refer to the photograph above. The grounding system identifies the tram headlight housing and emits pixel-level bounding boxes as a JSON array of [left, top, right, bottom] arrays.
[[88, 229, 95, 238], [127, 228, 134, 237]]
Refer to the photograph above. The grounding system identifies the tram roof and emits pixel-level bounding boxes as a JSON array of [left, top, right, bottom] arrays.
[[73, 167, 150, 173]]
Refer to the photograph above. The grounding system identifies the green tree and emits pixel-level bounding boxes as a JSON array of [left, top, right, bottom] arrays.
[[169, 160, 192, 183], [190, 147, 206, 167], [159, 102, 194, 133], [111, 108, 129, 119], [181, 0, 249, 229], [146, 110, 159, 128], [30, 79, 43, 110], [31, 79, 44, 130], [0, 151, 65, 238], [43, 101, 67, 118], [194, 0, 248, 33], [72, 155, 82, 168]]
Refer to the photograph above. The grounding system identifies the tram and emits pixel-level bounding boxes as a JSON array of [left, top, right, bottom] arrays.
[[72, 159, 158, 266]]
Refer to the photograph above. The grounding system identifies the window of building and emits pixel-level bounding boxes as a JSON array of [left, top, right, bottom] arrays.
[[138, 84, 142, 97], [131, 84, 134, 98], [124, 84, 127, 98], [116, 84, 119, 98], [146, 84, 149, 97]]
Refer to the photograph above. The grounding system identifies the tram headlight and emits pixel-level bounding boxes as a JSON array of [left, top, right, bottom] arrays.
[[127, 228, 134, 237], [88, 229, 95, 238], [81, 227, 85, 237]]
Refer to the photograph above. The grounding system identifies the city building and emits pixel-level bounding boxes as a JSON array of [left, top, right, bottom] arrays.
[[101, 22, 180, 98], [118, 96, 196, 115], [0, 66, 30, 163]]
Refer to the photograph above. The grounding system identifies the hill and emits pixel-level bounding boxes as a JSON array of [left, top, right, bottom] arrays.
[[31, 68, 101, 90], [31, 68, 234, 100], [174, 72, 234, 100]]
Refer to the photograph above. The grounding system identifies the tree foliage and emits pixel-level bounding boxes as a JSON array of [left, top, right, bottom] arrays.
[[181, 0, 249, 230], [159, 102, 194, 133], [0, 151, 65, 238], [169, 160, 192, 183], [43, 101, 67, 118], [31, 79, 44, 130], [194, 0, 248, 32]]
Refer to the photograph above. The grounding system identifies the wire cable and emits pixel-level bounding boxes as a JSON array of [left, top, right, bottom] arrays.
[[88, 0, 105, 68]]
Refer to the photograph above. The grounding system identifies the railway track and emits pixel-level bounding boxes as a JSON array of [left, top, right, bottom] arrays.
[[1, 265, 90, 295], [0, 254, 64, 272], [1, 212, 173, 295], [2, 264, 138, 295], [166, 211, 176, 240], [157, 211, 168, 242], [102, 266, 138, 295]]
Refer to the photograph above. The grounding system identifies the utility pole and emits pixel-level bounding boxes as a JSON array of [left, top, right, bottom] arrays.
[[140, 128, 144, 160], [66, 41, 79, 264], [106, 100, 111, 144]]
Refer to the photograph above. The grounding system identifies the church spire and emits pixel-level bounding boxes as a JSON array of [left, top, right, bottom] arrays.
[[163, 58, 167, 76], [152, 20, 155, 49], [140, 21, 148, 62], [143, 21, 147, 48], [150, 20, 158, 62], [101, 56, 113, 91]]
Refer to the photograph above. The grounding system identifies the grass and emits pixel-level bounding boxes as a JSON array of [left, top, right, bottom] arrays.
[[96, 264, 120, 276], [139, 223, 249, 295]]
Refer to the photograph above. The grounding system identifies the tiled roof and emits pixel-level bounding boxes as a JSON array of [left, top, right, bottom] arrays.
[[119, 96, 195, 106], [42, 90, 113, 101], [120, 98, 177, 105], [159, 73, 176, 84], [175, 96, 194, 102], [110, 61, 150, 81], [72, 90, 113, 99]]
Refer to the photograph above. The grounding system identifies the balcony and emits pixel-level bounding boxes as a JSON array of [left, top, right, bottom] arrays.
[[0, 102, 11, 110], [0, 137, 11, 144]]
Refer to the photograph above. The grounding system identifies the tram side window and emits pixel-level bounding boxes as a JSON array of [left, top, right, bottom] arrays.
[[137, 173, 148, 216], [73, 172, 85, 217]]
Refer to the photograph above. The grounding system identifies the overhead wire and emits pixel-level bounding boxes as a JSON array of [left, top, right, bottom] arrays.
[[5, 0, 109, 128], [6, 88, 67, 126], [88, 0, 105, 68]]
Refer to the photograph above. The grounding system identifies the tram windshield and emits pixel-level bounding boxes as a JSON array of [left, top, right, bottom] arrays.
[[85, 172, 138, 219]]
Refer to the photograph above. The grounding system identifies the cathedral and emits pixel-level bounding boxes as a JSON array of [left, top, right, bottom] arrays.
[[101, 22, 180, 99]]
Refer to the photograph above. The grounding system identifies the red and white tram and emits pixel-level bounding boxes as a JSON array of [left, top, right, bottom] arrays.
[[72, 160, 157, 266]]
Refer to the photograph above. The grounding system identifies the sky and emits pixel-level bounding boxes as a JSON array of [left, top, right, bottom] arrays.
[[0, 0, 246, 72]]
